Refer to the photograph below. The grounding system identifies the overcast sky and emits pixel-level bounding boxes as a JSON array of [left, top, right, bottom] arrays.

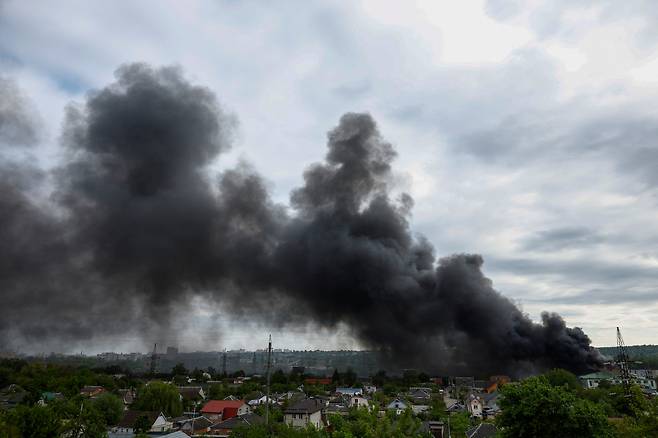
[[2, 0, 658, 352]]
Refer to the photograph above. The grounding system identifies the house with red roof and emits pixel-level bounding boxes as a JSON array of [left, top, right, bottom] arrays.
[[200, 400, 250, 422], [304, 378, 332, 386]]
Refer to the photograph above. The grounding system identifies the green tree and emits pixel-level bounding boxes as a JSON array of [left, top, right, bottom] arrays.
[[134, 414, 152, 434], [93, 392, 124, 425], [271, 369, 287, 385], [171, 363, 188, 376], [208, 383, 231, 400], [343, 368, 357, 387], [448, 412, 471, 437], [332, 369, 341, 384], [497, 376, 614, 438], [544, 368, 581, 391], [62, 402, 107, 438], [6, 405, 61, 438], [609, 384, 648, 417], [427, 397, 447, 421], [133, 382, 182, 417], [192, 368, 204, 381]]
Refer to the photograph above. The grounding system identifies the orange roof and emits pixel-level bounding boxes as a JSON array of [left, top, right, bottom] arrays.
[[201, 400, 245, 414]]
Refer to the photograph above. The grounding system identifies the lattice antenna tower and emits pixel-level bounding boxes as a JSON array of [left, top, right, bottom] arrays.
[[616, 327, 632, 395]]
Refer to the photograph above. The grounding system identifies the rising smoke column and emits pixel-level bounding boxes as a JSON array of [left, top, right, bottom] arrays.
[[0, 63, 601, 375], [272, 113, 601, 375]]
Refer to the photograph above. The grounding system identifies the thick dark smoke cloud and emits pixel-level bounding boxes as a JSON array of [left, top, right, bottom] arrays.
[[0, 63, 601, 375]]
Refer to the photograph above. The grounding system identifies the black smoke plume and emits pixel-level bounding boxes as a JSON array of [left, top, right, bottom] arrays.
[[0, 64, 601, 375]]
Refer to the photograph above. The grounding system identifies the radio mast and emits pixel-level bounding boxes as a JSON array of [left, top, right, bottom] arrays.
[[265, 334, 272, 429], [616, 327, 632, 396]]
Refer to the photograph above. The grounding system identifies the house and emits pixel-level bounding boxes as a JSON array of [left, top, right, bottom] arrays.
[[480, 392, 501, 418], [362, 384, 377, 394], [158, 432, 189, 438], [335, 387, 362, 396], [38, 392, 64, 406], [80, 385, 105, 398], [0, 384, 28, 410], [201, 399, 251, 422], [248, 395, 275, 406], [579, 371, 618, 389], [304, 378, 332, 386], [421, 420, 446, 438], [387, 398, 408, 415], [114, 410, 171, 434], [409, 387, 432, 403], [412, 405, 430, 415], [629, 372, 658, 391], [178, 386, 206, 402], [466, 422, 498, 438], [348, 395, 369, 409], [179, 416, 214, 435], [465, 394, 483, 418], [210, 413, 265, 437], [117, 388, 135, 407], [284, 398, 324, 429], [630, 369, 658, 379], [325, 403, 350, 416], [446, 402, 466, 413]]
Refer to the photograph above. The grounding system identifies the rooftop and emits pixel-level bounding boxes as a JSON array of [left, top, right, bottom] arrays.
[[285, 398, 324, 415]]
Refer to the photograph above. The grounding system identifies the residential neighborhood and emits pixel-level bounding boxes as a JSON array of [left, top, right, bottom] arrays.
[[1, 348, 658, 437]]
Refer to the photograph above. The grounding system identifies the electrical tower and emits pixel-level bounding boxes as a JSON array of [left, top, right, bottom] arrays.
[[616, 327, 632, 396], [149, 343, 158, 376]]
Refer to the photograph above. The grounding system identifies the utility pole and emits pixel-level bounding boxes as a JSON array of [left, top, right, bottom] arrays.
[[616, 327, 632, 396], [222, 349, 227, 377], [190, 402, 196, 436], [265, 334, 272, 430]]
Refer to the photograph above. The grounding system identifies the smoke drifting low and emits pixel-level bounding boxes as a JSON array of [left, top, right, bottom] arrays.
[[0, 64, 601, 375]]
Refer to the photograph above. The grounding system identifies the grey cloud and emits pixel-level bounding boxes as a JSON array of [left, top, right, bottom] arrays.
[[0, 76, 39, 147], [523, 287, 658, 306], [488, 256, 658, 288], [455, 103, 658, 190], [522, 227, 606, 252]]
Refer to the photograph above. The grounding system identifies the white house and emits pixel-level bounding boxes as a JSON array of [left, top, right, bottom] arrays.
[[284, 399, 324, 429], [348, 395, 369, 409], [466, 394, 483, 418], [248, 395, 276, 406], [113, 411, 171, 434], [386, 398, 408, 415]]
